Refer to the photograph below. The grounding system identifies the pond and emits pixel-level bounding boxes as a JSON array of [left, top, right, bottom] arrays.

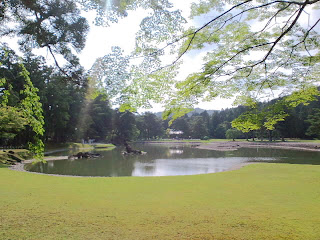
[[25, 143, 320, 177]]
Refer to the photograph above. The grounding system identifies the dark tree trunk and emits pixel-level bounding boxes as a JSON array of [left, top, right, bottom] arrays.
[[268, 130, 273, 142]]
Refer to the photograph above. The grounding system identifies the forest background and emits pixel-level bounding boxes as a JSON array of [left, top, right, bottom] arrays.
[[0, 0, 319, 154]]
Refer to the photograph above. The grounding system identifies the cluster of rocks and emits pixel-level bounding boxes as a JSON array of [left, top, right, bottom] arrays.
[[68, 152, 101, 159], [122, 141, 144, 155]]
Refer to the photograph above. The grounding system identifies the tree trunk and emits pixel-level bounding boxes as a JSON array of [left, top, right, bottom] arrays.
[[268, 130, 272, 142]]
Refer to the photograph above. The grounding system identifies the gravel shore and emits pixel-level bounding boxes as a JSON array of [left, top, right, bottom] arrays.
[[197, 141, 320, 152]]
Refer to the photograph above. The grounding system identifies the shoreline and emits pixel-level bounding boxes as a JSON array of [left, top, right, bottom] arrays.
[[137, 140, 320, 152], [197, 140, 320, 152], [9, 157, 254, 178], [9, 140, 320, 177], [9, 161, 253, 177]]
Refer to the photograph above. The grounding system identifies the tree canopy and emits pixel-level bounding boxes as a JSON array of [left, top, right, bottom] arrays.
[[1, 0, 90, 82], [90, 0, 320, 124], [1, 0, 320, 153]]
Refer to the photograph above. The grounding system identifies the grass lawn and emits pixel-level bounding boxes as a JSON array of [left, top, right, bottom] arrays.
[[1, 163, 320, 240], [44, 142, 115, 152], [68, 143, 115, 149]]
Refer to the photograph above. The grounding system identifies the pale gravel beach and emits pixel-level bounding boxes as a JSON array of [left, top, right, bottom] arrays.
[[197, 141, 320, 152]]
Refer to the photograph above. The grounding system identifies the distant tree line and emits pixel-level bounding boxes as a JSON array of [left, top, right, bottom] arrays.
[[168, 97, 320, 141]]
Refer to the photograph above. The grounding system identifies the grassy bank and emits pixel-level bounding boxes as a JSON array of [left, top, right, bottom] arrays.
[[45, 142, 115, 152], [0, 149, 31, 165], [1, 163, 320, 239]]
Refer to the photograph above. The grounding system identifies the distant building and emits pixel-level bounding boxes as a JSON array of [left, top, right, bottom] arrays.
[[168, 129, 184, 139]]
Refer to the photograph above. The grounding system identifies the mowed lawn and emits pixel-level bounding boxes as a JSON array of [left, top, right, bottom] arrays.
[[1, 163, 320, 240]]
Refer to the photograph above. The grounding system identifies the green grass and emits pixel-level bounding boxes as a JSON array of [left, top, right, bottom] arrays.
[[285, 139, 320, 143], [1, 163, 320, 239], [45, 142, 115, 151], [92, 143, 115, 148], [68, 143, 114, 149]]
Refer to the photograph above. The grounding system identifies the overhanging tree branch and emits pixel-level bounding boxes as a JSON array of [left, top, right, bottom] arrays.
[[144, 0, 319, 77], [205, 0, 311, 79]]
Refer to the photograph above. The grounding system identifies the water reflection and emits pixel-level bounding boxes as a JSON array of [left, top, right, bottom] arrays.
[[26, 144, 320, 177], [169, 149, 184, 154]]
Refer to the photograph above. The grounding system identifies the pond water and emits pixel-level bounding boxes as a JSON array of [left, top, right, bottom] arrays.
[[25, 143, 320, 177]]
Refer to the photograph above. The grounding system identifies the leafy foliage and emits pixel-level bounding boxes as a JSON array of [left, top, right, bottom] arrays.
[[0, 106, 27, 141], [232, 111, 262, 133], [136, 112, 164, 140], [225, 128, 241, 141], [19, 64, 44, 159], [111, 110, 140, 144], [306, 109, 320, 138], [0, 47, 44, 158], [1, 0, 89, 81], [97, 0, 320, 122]]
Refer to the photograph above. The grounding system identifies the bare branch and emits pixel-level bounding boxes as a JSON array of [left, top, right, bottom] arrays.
[[45, 44, 77, 83]]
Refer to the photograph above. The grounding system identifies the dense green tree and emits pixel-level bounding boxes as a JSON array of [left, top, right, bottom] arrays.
[[84, 95, 113, 141], [111, 110, 139, 145], [44, 76, 73, 142], [137, 113, 164, 140], [189, 116, 209, 139], [226, 128, 241, 141], [209, 112, 221, 138], [171, 115, 191, 138], [232, 112, 262, 140], [200, 110, 210, 132], [0, 46, 44, 157], [1, 0, 89, 81], [0, 106, 27, 144], [306, 109, 320, 138], [215, 121, 230, 139]]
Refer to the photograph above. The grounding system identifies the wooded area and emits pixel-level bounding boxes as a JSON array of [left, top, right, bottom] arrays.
[[1, 44, 320, 149], [1, 0, 319, 153]]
